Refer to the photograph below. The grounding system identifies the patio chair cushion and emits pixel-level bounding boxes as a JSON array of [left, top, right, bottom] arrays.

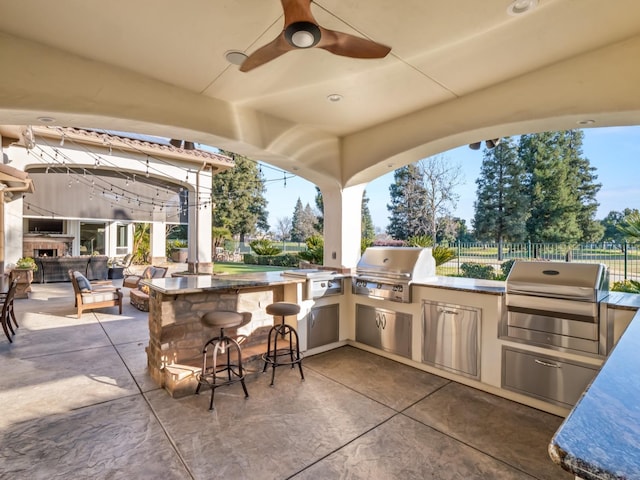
[[81, 290, 121, 304], [73, 271, 92, 292]]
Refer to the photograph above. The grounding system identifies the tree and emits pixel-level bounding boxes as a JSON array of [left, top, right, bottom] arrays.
[[386, 164, 427, 240], [520, 132, 581, 243], [473, 137, 529, 250], [361, 192, 375, 247], [418, 156, 463, 241], [314, 186, 324, 232], [290, 198, 317, 241], [211, 150, 269, 242], [519, 131, 602, 243], [562, 130, 603, 242], [387, 156, 462, 241], [274, 216, 292, 242], [601, 209, 640, 244]]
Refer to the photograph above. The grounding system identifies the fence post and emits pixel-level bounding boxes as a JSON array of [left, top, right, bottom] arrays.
[[527, 240, 531, 260], [624, 241, 628, 280], [457, 241, 461, 275]]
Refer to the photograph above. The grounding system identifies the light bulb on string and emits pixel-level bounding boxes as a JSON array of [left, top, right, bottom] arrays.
[[145, 157, 150, 178], [60, 135, 65, 147]]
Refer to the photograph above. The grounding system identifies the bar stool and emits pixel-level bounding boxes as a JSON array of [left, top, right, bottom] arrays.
[[195, 310, 251, 410], [262, 302, 304, 386]]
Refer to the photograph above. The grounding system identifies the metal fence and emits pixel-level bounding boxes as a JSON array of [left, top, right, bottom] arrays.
[[439, 242, 640, 285]]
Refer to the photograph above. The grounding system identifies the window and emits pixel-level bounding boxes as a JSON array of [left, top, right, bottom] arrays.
[[116, 224, 129, 255]]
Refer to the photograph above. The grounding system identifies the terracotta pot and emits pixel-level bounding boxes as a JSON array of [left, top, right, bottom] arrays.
[[10, 268, 34, 299]]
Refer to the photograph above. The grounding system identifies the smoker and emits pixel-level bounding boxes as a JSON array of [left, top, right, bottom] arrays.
[[281, 269, 343, 300], [352, 247, 437, 303], [503, 261, 610, 356]]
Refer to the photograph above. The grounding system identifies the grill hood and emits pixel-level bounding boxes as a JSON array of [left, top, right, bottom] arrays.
[[355, 247, 436, 283], [506, 261, 609, 302]]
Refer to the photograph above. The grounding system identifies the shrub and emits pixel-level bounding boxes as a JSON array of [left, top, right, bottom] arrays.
[[166, 239, 187, 257], [432, 245, 456, 267], [460, 262, 496, 280], [298, 235, 324, 264], [243, 253, 299, 267], [497, 259, 517, 280], [611, 280, 640, 294], [16, 257, 38, 271], [407, 235, 434, 247], [249, 238, 282, 256]]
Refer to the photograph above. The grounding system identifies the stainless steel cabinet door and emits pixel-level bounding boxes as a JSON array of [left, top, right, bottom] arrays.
[[422, 301, 480, 379], [307, 304, 339, 349], [355, 304, 412, 358]]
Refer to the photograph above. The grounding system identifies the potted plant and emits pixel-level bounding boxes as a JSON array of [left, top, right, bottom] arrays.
[[11, 256, 38, 298]]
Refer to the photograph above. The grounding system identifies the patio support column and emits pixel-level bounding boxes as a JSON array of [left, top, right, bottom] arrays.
[[321, 184, 366, 270], [149, 221, 166, 265], [187, 167, 213, 274]]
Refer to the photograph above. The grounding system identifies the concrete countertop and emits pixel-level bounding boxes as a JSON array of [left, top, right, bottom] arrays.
[[142, 271, 305, 295], [414, 276, 506, 295]]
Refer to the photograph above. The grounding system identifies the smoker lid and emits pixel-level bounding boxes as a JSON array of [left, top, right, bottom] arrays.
[[506, 261, 608, 301], [356, 247, 436, 282]]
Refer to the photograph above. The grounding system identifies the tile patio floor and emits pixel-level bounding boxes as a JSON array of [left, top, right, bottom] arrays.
[[0, 281, 571, 479]]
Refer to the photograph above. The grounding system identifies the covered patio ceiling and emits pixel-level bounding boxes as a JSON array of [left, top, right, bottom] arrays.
[[0, 0, 639, 191]]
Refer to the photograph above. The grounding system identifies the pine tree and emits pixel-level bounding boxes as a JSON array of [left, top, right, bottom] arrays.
[[386, 164, 428, 240], [519, 131, 601, 243], [290, 198, 305, 242], [561, 130, 603, 242], [211, 150, 269, 243], [473, 138, 528, 245], [314, 186, 324, 232], [361, 192, 375, 245]]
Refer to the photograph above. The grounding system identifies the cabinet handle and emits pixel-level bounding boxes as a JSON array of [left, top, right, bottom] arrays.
[[534, 359, 561, 368]]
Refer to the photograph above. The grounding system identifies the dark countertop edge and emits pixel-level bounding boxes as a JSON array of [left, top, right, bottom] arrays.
[[548, 307, 640, 479], [143, 271, 305, 295]]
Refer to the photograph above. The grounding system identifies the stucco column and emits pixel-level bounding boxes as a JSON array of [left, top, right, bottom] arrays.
[[187, 168, 213, 274], [321, 184, 366, 270], [149, 221, 166, 265]]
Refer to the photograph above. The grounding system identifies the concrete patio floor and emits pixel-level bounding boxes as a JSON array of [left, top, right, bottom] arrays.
[[0, 281, 571, 479]]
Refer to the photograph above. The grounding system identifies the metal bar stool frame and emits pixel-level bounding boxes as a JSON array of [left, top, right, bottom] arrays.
[[262, 303, 304, 386], [195, 318, 250, 411]]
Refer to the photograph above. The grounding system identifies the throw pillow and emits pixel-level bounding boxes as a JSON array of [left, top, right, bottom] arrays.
[[73, 271, 92, 292]]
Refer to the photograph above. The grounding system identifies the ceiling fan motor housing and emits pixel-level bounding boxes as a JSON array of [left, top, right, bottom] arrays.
[[285, 21, 321, 48]]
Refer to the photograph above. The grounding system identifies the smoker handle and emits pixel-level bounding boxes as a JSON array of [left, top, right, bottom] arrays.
[[534, 359, 561, 368]]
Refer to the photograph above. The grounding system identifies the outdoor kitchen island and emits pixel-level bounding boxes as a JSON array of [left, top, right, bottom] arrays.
[[143, 272, 307, 397]]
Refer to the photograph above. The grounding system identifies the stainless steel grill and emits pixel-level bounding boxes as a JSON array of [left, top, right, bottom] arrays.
[[352, 247, 436, 303], [504, 261, 609, 355], [281, 269, 343, 300]]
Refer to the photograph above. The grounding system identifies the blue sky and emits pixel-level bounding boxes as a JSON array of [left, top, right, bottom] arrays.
[[262, 126, 640, 231]]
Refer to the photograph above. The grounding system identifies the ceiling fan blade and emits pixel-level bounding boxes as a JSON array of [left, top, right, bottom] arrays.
[[318, 28, 391, 59], [281, 0, 315, 26], [240, 35, 292, 72]]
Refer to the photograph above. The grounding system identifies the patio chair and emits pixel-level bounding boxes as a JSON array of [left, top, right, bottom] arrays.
[[1, 278, 18, 342], [68, 270, 122, 319], [115, 253, 134, 275], [123, 265, 168, 289]]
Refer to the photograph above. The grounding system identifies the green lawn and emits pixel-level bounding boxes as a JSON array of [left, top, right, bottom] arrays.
[[213, 262, 289, 274]]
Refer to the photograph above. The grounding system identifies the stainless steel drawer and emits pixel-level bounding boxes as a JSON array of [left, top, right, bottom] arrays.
[[502, 347, 599, 408]]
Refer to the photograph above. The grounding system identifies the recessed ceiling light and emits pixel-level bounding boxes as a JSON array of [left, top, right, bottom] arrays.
[[507, 0, 538, 16], [327, 94, 342, 103], [225, 50, 248, 66], [37, 116, 56, 123], [577, 119, 596, 125]]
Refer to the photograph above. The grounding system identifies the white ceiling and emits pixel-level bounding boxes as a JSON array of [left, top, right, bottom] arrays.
[[0, 0, 639, 189]]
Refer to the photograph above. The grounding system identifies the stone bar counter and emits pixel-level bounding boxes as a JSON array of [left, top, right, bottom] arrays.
[[142, 272, 305, 397], [549, 294, 640, 479]]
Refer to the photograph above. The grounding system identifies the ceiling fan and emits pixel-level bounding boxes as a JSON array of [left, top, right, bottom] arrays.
[[240, 0, 391, 72]]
